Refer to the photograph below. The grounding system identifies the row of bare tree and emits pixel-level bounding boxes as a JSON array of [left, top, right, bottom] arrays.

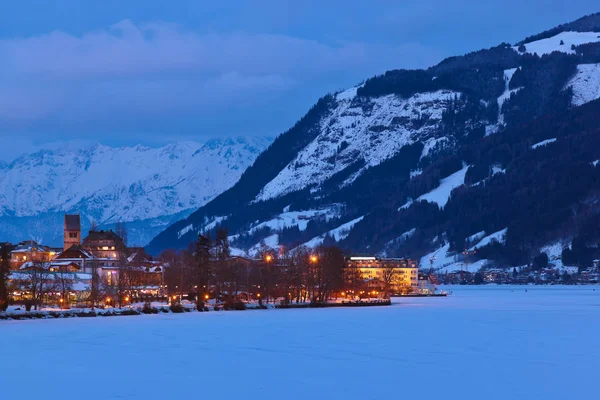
[[158, 228, 401, 305]]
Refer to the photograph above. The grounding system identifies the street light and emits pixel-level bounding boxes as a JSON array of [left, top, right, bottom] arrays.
[[310, 255, 318, 263], [204, 294, 209, 301], [265, 254, 273, 263]]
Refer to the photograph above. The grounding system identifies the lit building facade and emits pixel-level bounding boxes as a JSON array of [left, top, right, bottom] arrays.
[[345, 256, 419, 294]]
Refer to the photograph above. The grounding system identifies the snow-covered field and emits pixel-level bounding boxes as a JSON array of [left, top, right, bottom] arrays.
[[1, 286, 599, 399]]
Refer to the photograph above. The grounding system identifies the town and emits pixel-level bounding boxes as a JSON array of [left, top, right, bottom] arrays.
[[2, 214, 599, 315], [0, 215, 441, 314]]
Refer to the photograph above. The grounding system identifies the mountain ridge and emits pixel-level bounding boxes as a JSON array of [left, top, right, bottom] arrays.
[[146, 13, 600, 272], [0, 136, 272, 246]]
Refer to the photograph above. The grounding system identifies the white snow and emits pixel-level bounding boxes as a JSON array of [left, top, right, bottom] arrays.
[[491, 165, 505, 175], [2, 286, 599, 399], [410, 169, 423, 179], [467, 231, 486, 244], [539, 240, 580, 273], [470, 228, 508, 250], [301, 216, 364, 248], [419, 243, 486, 272], [248, 234, 280, 255], [532, 138, 557, 149], [256, 90, 461, 201], [567, 63, 600, 106], [492, 68, 522, 131], [515, 31, 600, 56], [335, 86, 359, 101], [400, 164, 469, 210], [593, 160, 600, 167], [420, 136, 449, 160], [0, 137, 271, 244], [249, 207, 340, 234], [177, 224, 194, 239]]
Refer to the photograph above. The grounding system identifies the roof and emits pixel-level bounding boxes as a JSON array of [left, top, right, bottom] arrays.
[[11, 241, 52, 253], [84, 230, 122, 241], [56, 245, 94, 260], [64, 214, 81, 231]]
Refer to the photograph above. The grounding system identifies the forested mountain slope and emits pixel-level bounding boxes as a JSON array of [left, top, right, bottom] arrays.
[[147, 13, 600, 270]]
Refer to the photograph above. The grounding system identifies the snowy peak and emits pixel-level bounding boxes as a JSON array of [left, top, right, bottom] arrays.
[[0, 137, 271, 246]]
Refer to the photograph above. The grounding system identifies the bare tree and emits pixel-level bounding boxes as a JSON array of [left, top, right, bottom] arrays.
[[27, 262, 55, 310], [381, 265, 399, 299], [313, 246, 344, 302], [115, 222, 128, 247], [344, 266, 364, 299], [0, 245, 10, 311], [55, 267, 74, 308]]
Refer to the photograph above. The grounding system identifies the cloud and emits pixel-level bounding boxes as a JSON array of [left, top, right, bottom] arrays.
[[0, 20, 440, 141]]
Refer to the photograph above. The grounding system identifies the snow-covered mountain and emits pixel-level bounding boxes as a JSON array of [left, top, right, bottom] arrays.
[[0, 137, 271, 246], [148, 13, 600, 271]]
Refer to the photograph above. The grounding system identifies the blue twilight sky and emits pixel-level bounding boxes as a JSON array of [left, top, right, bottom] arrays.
[[0, 1, 598, 161]]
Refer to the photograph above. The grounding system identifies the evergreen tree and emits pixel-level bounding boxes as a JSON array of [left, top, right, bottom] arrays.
[[194, 233, 212, 307], [0, 245, 10, 311]]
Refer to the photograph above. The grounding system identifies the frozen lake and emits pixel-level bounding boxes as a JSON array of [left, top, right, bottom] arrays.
[[1, 285, 599, 399]]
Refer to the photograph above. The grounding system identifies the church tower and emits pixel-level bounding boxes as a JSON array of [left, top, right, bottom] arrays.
[[64, 214, 81, 251]]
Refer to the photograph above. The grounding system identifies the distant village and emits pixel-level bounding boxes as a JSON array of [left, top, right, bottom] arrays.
[[0, 215, 436, 312], [2, 214, 598, 314], [433, 259, 600, 285]]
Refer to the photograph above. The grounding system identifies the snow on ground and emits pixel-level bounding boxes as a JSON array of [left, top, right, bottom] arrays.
[[532, 138, 557, 149], [249, 207, 339, 234], [177, 223, 194, 239], [410, 169, 423, 178], [400, 164, 469, 210], [470, 228, 508, 250], [495, 68, 522, 128], [301, 216, 364, 248], [515, 31, 600, 56], [248, 234, 279, 255], [256, 89, 460, 201], [420, 243, 455, 269], [568, 63, 600, 106], [467, 231, 486, 244], [539, 240, 579, 273], [2, 286, 598, 400], [420, 136, 449, 160]]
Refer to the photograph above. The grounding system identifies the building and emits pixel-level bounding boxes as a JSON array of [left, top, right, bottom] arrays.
[[9, 241, 55, 270], [53, 245, 96, 273], [345, 256, 419, 295], [64, 214, 81, 250], [417, 273, 436, 294], [82, 230, 126, 262]]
